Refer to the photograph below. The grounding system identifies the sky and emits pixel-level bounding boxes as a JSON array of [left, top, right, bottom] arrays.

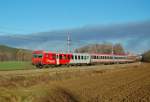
[[0, 0, 150, 34]]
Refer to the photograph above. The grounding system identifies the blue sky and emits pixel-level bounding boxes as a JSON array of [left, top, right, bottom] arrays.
[[0, 0, 150, 34]]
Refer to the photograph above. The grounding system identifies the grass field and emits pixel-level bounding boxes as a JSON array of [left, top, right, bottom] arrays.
[[0, 61, 35, 71], [0, 63, 150, 102]]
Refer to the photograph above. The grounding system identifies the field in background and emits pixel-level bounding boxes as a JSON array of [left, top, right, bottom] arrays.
[[0, 61, 35, 71], [0, 63, 150, 102]]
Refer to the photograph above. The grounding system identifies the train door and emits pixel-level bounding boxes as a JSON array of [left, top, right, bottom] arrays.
[[56, 53, 60, 65]]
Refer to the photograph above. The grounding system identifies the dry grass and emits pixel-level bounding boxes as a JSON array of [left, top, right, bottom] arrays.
[[0, 63, 150, 102]]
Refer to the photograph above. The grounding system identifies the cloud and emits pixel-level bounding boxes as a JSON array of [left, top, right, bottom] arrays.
[[0, 20, 150, 53]]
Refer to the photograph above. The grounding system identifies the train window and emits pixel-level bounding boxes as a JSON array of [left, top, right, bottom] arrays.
[[63, 55, 66, 59], [45, 53, 49, 58], [99, 56, 101, 59], [84, 56, 86, 59], [96, 56, 98, 59], [63, 55, 65, 59], [38, 55, 43, 58], [68, 55, 72, 59], [78, 56, 80, 59], [87, 56, 89, 59], [52, 54, 56, 59], [81, 56, 83, 60], [56, 55, 58, 58], [59, 55, 62, 59], [100, 56, 102, 59], [65, 55, 67, 59], [33, 54, 37, 58], [72, 55, 74, 59], [75, 55, 77, 60]]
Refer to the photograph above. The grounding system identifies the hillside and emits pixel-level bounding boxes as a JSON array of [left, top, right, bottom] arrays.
[[142, 50, 150, 62], [0, 45, 32, 61]]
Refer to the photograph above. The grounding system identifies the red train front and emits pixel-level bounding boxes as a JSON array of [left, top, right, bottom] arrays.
[[32, 50, 72, 68]]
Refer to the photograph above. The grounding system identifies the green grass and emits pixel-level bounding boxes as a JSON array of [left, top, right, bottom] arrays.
[[0, 61, 35, 71]]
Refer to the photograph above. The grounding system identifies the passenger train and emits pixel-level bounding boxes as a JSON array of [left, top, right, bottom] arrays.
[[32, 50, 140, 68]]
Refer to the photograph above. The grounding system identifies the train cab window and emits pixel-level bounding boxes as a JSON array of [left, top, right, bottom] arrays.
[[38, 55, 43, 58], [33, 54, 37, 58]]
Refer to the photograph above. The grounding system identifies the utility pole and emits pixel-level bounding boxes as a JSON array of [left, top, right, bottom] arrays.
[[112, 44, 115, 63], [67, 33, 71, 53]]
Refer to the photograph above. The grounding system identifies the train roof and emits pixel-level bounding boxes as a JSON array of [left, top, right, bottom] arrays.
[[33, 50, 136, 56]]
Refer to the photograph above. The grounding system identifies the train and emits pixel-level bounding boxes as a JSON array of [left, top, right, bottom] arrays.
[[32, 50, 140, 68]]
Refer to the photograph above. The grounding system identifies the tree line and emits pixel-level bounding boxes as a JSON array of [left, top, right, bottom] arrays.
[[74, 43, 125, 54], [142, 50, 150, 62]]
